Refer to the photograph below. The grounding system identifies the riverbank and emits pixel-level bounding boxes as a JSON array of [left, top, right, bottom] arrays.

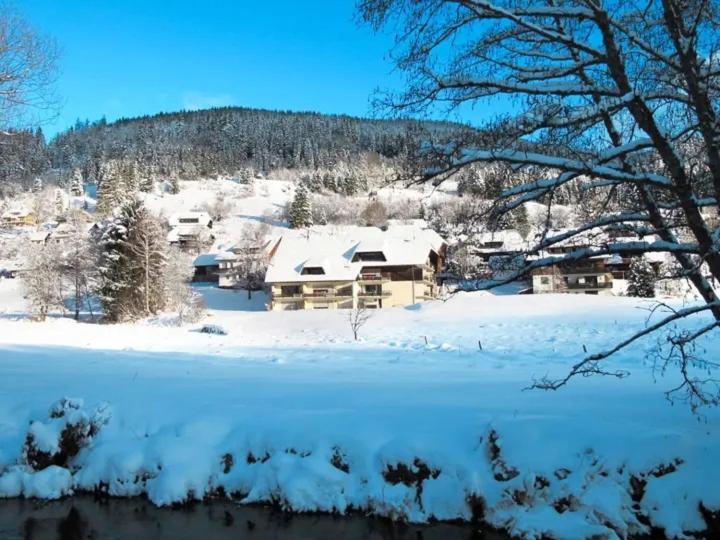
[[1, 291, 719, 537]]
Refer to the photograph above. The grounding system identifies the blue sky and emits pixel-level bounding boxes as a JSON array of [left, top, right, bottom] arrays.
[[20, 0, 404, 137]]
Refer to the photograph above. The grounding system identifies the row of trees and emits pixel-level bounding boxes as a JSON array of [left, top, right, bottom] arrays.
[[46, 107, 465, 184], [22, 200, 202, 323]]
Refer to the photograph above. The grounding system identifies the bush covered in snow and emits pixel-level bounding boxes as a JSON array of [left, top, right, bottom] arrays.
[[197, 324, 227, 336], [22, 398, 110, 471]]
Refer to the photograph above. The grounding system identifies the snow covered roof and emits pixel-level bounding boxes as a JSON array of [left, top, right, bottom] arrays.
[[475, 230, 527, 252], [167, 224, 211, 242], [193, 253, 222, 267], [52, 223, 77, 235], [265, 222, 446, 283], [531, 229, 669, 264], [1, 207, 32, 219], [214, 252, 237, 262], [28, 231, 50, 243]]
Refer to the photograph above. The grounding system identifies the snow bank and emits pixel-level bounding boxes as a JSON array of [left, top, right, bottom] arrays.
[[0, 293, 718, 538]]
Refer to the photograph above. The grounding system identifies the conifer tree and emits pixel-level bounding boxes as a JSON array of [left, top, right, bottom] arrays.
[[54, 189, 64, 216], [97, 198, 168, 321], [139, 175, 154, 193], [96, 162, 124, 216], [70, 168, 84, 197], [289, 184, 313, 229], [626, 256, 656, 298]]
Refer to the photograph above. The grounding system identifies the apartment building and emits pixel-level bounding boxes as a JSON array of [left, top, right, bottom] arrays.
[[265, 222, 447, 310], [531, 232, 615, 295]]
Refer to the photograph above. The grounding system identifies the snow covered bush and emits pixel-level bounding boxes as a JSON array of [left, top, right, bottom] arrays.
[[626, 257, 656, 298], [198, 324, 227, 335], [22, 398, 110, 472]]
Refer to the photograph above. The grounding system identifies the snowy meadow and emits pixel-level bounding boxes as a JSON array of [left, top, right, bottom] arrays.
[[0, 285, 718, 539]]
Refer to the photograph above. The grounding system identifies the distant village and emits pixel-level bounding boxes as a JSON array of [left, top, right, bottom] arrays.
[[3, 180, 715, 312]]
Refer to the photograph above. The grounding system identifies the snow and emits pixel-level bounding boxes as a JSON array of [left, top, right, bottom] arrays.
[[0, 279, 718, 537], [265, 221, 445, 283], [0, 176, 717, 536]]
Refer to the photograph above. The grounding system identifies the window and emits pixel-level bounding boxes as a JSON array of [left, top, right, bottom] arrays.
[[540, 277, 550, 285], [280, 285, 301, 296], [480, 241, 503, 249], [179, 218, 200, 224], [352, 251, 387, 262], [364, 285, 382, 295], [301, 266, 325, 275]]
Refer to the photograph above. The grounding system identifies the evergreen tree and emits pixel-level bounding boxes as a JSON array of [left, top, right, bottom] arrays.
[[626, 256, 656, 298], [512, 204, 530, 239], [289, 184, 313, 228], [96, 162, 124, 216], [139, 175, 154, 193], [70, 168, 84, 196], [97, 214, 129, 321], [97, 198, 168, 321], [54, 189, 65, 216], [239, 168, 252, 184], [168, 176, 180, 195], [32, 176, 43, 193]]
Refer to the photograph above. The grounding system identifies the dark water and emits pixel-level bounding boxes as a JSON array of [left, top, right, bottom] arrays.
[[0, 497, 507, 539]]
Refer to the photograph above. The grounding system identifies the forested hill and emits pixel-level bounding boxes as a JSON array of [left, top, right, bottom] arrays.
[[46, 107, 467, 182]]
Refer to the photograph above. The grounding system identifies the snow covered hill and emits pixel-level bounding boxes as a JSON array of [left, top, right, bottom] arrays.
[[0, 285, 718, 538]]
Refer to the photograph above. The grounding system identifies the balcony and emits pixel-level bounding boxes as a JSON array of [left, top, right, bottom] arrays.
[[566, 281, 613, 290], [273, 293, 303, 301], [560, 263, 608, 273], [304, 288, 353, 299], [358, 290, 392, 298], [358, 273, 390, 283]]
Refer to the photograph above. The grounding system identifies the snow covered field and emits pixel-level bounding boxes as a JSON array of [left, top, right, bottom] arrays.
[[0, 281, 718, 538]]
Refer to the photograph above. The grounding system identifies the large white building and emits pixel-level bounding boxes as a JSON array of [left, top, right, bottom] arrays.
[[264, 222, 447, 310]]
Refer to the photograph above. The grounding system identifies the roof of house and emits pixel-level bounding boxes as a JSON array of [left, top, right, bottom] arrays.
[[167, 224, 211, 243], [529, 229, 667, 264], [265, 222, 446, 283], [1, 207, 32, 219], [475, 230, 528, 252], [28, 231, 51, 242], [193, 253, 224, 267]]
